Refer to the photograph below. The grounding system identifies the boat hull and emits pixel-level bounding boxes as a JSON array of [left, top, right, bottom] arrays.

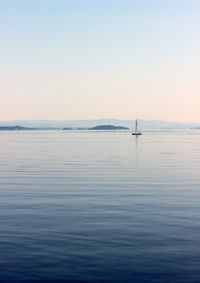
[[132, 132, 142, 135]]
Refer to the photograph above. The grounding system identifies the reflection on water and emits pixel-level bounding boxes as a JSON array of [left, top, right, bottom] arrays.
[[0, 131, 200, 282]]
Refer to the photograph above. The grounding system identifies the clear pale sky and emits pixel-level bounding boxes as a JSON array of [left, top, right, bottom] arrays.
[[1, 0, 200, 123]]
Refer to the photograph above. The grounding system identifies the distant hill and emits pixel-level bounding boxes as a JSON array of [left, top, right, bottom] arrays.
[[0, 126, 35, 131], [89, 125, 129, 130]]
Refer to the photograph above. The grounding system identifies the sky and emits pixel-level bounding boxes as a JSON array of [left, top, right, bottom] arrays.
[[1, 0, 200, 123]]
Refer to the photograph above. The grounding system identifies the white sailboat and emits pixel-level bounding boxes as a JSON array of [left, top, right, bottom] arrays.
[[132, 119, 142, 135]]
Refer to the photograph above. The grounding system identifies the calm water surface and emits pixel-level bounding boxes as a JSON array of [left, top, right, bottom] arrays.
[[0, 131, 200, 282]]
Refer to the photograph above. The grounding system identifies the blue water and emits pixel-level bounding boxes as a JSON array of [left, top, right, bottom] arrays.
[[0, 131, 200, 282]]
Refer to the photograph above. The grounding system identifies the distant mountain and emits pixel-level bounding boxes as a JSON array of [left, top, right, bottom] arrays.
[[89, 125, 129, 130], [0, 119, 199, 130]]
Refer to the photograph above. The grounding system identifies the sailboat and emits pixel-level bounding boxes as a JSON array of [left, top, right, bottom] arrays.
[[132, 119, 142, 135]]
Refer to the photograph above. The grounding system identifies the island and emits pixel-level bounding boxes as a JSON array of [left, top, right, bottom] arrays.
[[89, 125, 129, 131], [62, 127, 72, 130]]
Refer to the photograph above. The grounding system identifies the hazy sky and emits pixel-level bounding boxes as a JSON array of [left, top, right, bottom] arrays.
[[1, 0, 200, 123]]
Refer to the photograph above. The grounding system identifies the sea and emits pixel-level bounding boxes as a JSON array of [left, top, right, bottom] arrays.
[[0, 130, 200, 283]]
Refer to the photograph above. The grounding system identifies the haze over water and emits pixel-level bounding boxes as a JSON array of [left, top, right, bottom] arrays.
[[0, 131, 200, 282]]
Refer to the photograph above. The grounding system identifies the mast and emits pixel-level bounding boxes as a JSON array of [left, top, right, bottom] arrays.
[[135, 119, 138, 132]]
